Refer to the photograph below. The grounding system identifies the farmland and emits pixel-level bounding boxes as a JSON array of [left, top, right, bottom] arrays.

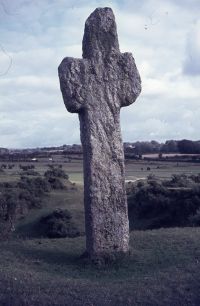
[[1, 155, 200, 185]]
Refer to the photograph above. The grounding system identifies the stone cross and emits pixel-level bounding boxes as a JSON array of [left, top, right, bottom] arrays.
[[58, 7, 141, 260]]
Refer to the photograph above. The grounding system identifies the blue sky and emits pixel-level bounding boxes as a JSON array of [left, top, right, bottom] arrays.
[[0, 0, 200, 148]]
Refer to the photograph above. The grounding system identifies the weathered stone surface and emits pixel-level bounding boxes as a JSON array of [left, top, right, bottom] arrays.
[[58, 7, 141, 259]]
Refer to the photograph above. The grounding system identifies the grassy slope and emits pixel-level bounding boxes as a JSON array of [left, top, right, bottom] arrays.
[[0, 228, 200, 306], [15, 184, 85, 238], [1, 164, 200, 305]]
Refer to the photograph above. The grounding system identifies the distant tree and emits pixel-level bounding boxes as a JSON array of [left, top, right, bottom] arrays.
[[132, 141, 161, 155], [161, 140, 178, 153], [178, 139, 200, 154]]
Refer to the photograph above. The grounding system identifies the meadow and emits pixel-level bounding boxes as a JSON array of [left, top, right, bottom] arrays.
[[0, 157, 200, 305], [2, 155, 200, 184]]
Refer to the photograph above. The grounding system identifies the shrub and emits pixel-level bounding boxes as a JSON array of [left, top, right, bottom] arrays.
[[3, 192, 18, 220], [0, 190, 18, 238], [47, 177, 65, 189], [40, 209, 80, 238], [189, 209, 200, 226], [128, 175, 200, 230], [189, 174, 200, 184], [18, 176, 51, 196], [44, 168, 69, 180], [8, 164, 14, 169], [18, 190, 41, 209], [0, 175, 53, 238], [19, 164, 35, 171], [44, 167, 69, 190], [22, 170, 40, 176], [163, 174, 195, 188]]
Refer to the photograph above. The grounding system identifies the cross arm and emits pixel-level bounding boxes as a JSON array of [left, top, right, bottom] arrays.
[[58, 57, 87, 113], [118, 52, 141, 108]]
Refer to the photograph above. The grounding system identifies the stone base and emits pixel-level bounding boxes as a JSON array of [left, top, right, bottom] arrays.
[[80, 250, 130, 267]]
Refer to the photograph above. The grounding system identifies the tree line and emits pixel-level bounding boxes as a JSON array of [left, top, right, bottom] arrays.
[[124, 139, 200, 155]]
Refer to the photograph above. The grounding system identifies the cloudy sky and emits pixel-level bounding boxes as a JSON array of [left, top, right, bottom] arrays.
[[0, 0, 199, 148]]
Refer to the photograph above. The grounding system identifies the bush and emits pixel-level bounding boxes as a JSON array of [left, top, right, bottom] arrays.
[[18, 176, 51, 196], [163, 174, 196, 188], [18, 190, 41, 209], [22, 170, 40, 176], [0, 175, 52, 238], [44, 168, 69, 180], [40, 209, 80, 238], [0, 190, 18, 238], [0, 170, 70, 239], [47, 177, 65, 190], [128, 175, 200, 230], [19, 164, 35, 171], [189, 174, 200, 184], [44, 167, 69, 190], [189, 209, 200, 226], [8, 164, 15, 169]]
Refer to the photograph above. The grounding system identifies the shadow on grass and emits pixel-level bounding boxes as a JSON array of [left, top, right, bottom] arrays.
[[3, 228, 200, 283], [1, 229, 200, 306], [19, 242, 82, 265], [15, 220, 42, 238], [10, 238, 193, 283]]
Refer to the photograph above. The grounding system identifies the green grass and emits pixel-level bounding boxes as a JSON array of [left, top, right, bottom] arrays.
[[15, 186, 85, 238], [125, 160, 200, 181], [2, 183, 200, 306], [0, 228, 200, 305], [1, 161, 200, 305], [1, 159, 200, 185]]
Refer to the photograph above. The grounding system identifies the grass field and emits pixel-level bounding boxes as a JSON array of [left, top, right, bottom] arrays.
[[1, 157, 200, 185], [1, 228, 200, 305], [0, 159, 200, 305], [15, 187, 85, 239]]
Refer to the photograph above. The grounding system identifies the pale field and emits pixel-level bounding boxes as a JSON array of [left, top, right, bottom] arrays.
[[143, 153, 200, 158], [1, 157, 200, 184]]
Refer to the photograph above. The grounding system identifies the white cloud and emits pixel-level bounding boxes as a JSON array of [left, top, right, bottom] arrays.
[[0, 0, 199, 148], [184, 19, 200, 76]]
